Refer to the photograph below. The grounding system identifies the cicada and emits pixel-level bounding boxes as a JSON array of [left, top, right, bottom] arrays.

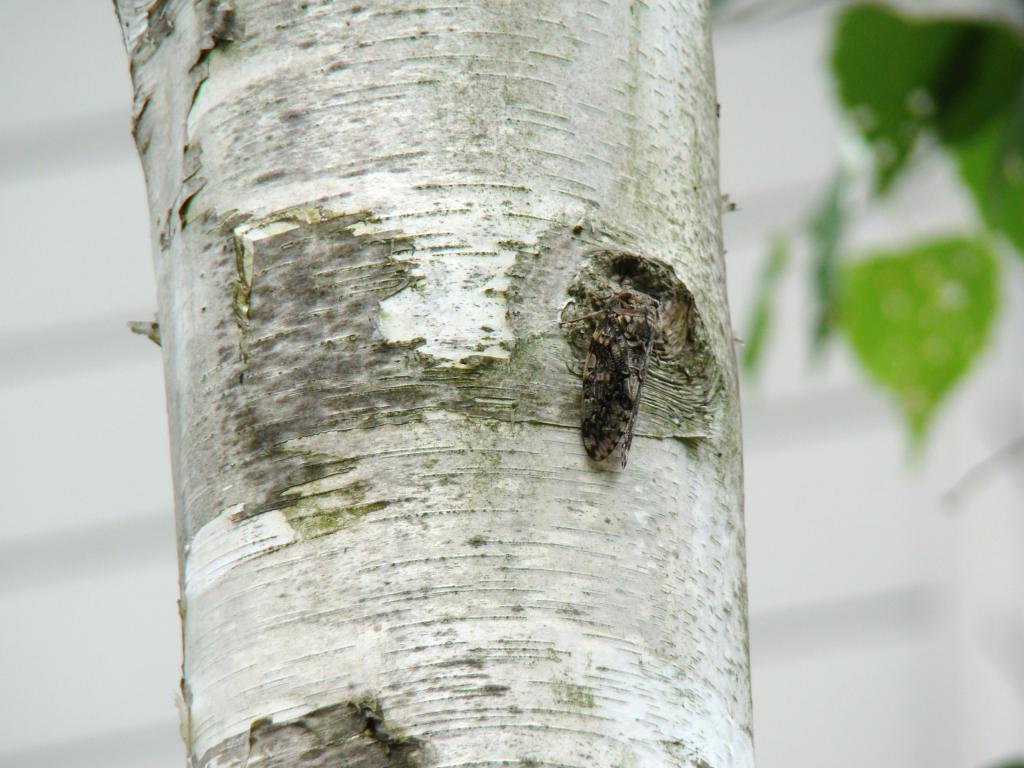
[[567, 289, 660, 467]]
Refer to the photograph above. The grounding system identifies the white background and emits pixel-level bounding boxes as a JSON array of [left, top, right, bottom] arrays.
[[1, 2, 1021, 766]]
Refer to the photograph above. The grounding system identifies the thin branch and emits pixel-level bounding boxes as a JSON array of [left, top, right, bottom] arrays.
[[942, 433, 1024, 509]]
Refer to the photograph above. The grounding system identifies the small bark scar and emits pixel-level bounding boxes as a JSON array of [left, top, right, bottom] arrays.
[[240, 698, 426, 768], [128, 319, 162, 346]]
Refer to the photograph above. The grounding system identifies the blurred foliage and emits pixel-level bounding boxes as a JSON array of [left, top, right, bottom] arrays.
[[741, 238, 790, 373], [744, 2, 1023, 443], [833, 5, 1024, 195], [841, 236, 997, 442], [832, 4, 1024, 251], [956, 94, 1024, 254], [807, 171, 847, 350]]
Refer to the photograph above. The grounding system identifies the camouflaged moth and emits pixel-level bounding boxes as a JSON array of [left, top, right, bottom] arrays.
[[567, 289, 660, 467]]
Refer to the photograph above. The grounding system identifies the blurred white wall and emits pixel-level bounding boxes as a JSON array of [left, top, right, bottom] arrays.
[[0, 2, 1021, 766]]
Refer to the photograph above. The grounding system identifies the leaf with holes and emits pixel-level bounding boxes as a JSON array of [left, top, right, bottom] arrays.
[[832, 5, 1024, 193], [840, 236, 998, 442]]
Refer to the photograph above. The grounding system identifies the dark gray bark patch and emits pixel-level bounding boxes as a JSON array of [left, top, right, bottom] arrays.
[[145, 0, 175, 51], [479, 684, 510, 696], [221, 209, 422, 520], [190, 1, 246, 73], [199, 699, 425, 767], [134, 0, 240, 65], [198, 0, 244, 52], [433, 654, 486, 670], [188, 214, 715, 531]]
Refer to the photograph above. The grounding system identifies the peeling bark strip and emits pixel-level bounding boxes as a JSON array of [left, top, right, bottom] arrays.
[[114, 1, 752, 767], [128, 318, 162, 346]]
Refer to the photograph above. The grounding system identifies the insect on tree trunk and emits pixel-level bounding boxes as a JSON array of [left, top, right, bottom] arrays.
[[113, 1, 752, 766]]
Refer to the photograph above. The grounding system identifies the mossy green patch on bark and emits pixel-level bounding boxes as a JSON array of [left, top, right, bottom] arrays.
[[552, 680, 595, 710], [281, 480, 388, 540], [659, 738, 713, 768]]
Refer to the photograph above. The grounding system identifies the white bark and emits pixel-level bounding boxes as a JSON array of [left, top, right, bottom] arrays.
[[115, 1, 751, 766]]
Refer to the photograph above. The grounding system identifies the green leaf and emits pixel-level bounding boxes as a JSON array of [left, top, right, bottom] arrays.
[[807, 172, 846, 352], [831, 4, 1024, 192], [741, 237, 790, 376], [840, 235, 998, 441], [954, 85, 1024, 256]]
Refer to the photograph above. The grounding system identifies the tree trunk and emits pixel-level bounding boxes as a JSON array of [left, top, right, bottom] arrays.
[[114, 1, 752, 766]]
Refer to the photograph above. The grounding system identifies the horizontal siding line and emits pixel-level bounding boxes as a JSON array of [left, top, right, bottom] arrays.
[[0, 510, 175, 594], [749, 584, 941, 664], [0, 313, 160, 389], [0, 110, 134, 182], [743, 385, 891, 447], [0, 719, 183, 768]]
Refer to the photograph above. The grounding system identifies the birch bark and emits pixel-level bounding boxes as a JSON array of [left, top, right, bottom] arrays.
[[114, 1, 752, 766]]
